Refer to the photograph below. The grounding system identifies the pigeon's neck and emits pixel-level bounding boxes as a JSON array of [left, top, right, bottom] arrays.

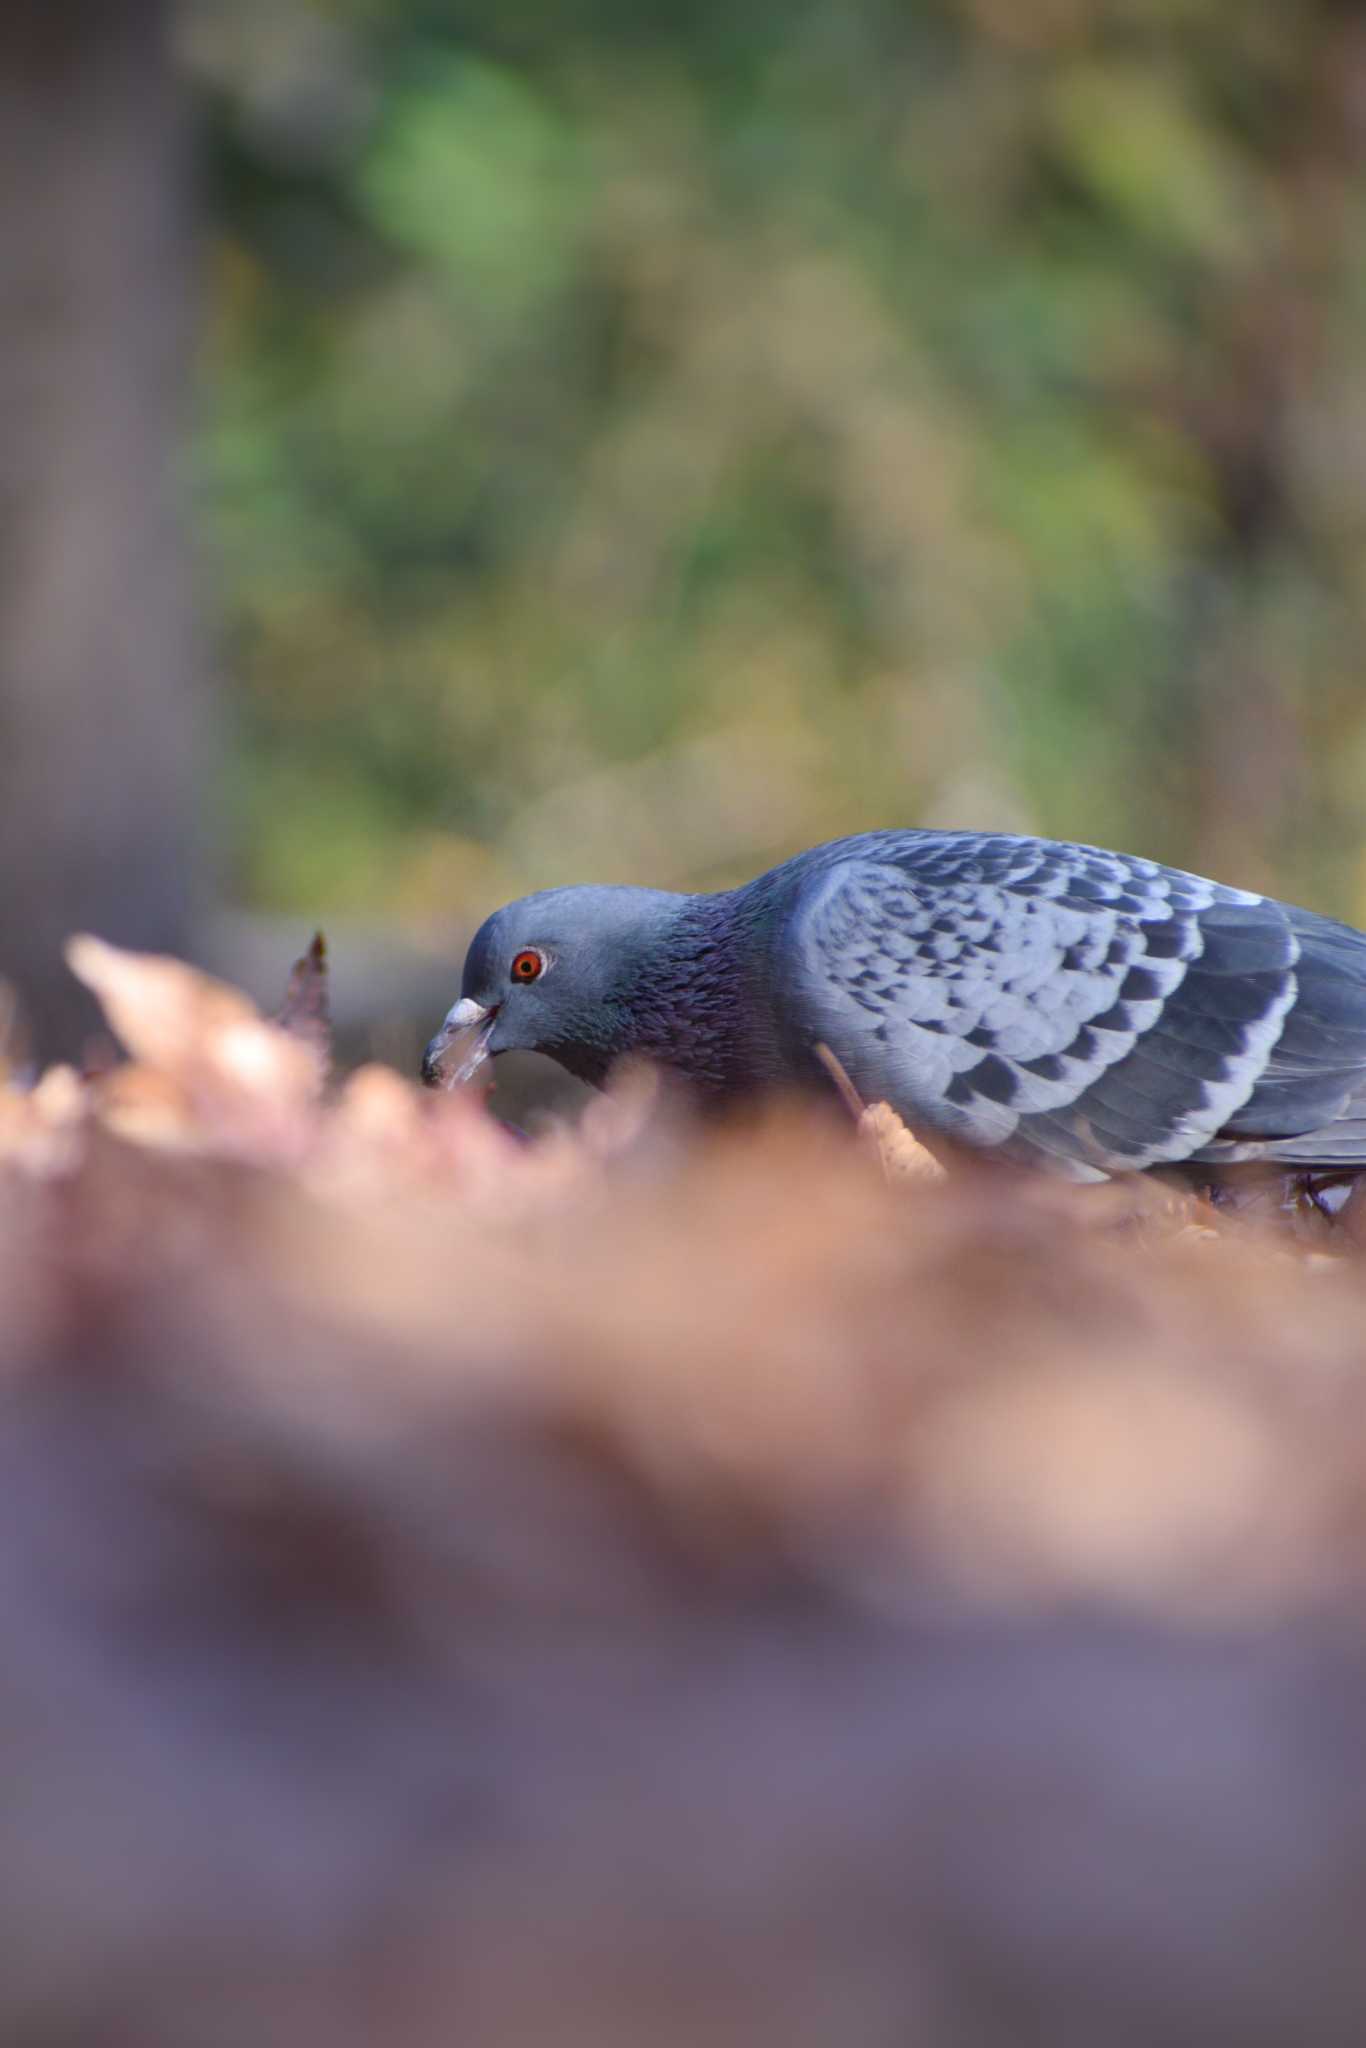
[[598, 890, 781, 1100]]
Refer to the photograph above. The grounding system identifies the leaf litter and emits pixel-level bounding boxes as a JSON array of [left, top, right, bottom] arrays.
[[0, 937, 1363, 2039]]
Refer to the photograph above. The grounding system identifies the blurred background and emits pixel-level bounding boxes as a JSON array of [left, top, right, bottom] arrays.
[[5, 0, 1366, 1063]]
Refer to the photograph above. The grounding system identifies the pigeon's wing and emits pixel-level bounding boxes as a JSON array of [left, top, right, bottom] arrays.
[[781, 835, 1366, 1178]]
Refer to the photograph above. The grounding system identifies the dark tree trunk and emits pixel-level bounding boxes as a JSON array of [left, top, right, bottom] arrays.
[[0, 0, 207, 1063]]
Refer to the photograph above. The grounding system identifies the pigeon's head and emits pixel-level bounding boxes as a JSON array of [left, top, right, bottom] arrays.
[[421, 885, 690, 1092]]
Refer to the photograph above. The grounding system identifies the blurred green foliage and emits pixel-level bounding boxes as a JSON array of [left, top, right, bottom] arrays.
[[187, 0, 1366, 926]]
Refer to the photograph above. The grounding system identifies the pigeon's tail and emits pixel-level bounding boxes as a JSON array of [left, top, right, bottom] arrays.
[[1181, 908, 1366, 1170], [1180, 1075, 1366, 1171], [1246, 1092, 1366, 1168], [1180, 1071, 1366, 1170]]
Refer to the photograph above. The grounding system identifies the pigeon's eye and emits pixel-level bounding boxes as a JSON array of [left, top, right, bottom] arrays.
[[510, 949, 545, 984]]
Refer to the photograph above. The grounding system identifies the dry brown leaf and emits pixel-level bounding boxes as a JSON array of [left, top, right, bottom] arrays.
[[275, 931, 332, 1077], [66, 934, 258, 1066], [0, 1061, 86, 1175], [67, 934, 321, 1110], [858, 1099, 948, 1184], [92, 1065, 201, 1150], [811, 1043, 947, 1187]]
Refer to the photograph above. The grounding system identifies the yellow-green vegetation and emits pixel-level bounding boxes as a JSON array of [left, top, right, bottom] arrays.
[[192, 0, 1366, 925]]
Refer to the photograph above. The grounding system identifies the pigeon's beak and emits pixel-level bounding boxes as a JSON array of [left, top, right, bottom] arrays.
[[421, 998, 498, 1090]]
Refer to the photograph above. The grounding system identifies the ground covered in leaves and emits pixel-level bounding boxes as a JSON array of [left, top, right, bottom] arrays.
[[6, 936, 1366, 2044]]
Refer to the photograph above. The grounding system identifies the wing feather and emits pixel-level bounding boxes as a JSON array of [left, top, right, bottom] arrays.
[[783, 842, 1325, 1176]]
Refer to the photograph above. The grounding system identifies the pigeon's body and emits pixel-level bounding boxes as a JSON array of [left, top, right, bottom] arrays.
[[425, 830, 1366, 1184]]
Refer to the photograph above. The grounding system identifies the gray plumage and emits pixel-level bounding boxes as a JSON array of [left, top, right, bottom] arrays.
[[422, 830, 1366, 1183]]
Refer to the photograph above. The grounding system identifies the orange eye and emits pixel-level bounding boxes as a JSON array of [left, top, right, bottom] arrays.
[[510, 949, 544, 983]]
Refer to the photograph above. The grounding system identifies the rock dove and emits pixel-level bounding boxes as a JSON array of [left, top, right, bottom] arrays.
[[422, 830, 1366, 1184]]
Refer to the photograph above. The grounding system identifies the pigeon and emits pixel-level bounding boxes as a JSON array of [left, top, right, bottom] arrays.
[[422, 830, 1366, 1185]]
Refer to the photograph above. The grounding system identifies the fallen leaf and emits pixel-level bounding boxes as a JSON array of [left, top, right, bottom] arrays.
[[275, 931, 332, 1078], [66, 934, 323, 1154], [858, 1099, 948, 1184]]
